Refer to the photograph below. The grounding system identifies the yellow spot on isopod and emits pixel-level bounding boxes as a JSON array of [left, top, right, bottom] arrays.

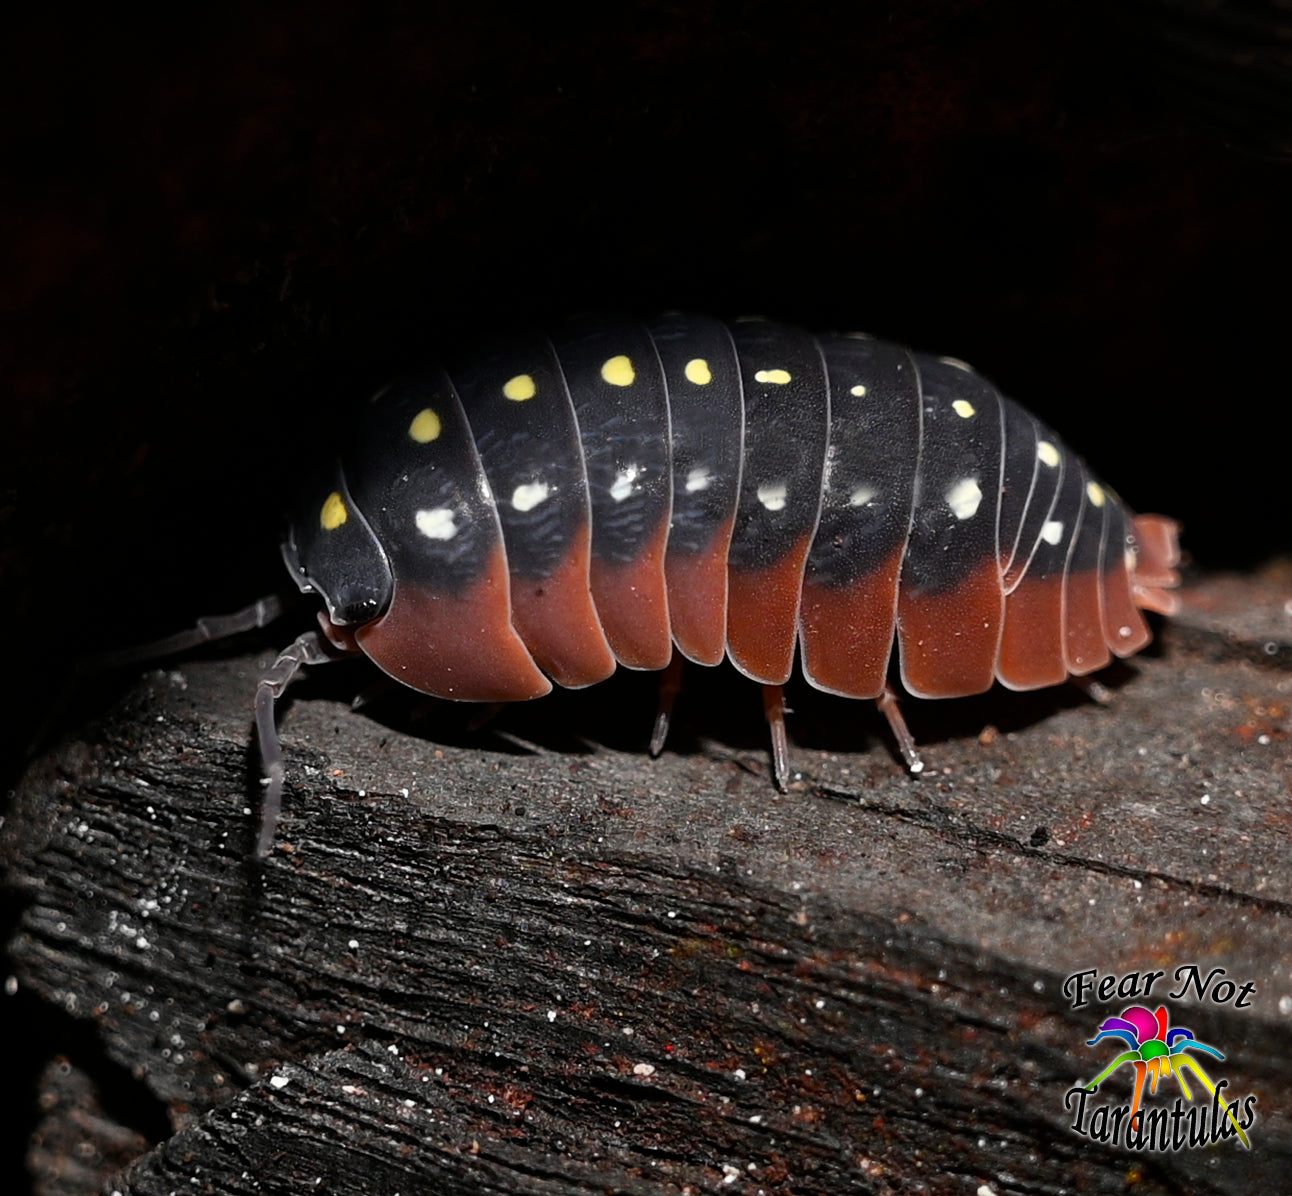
[[1037, 440, 1060, 468], [320, 491, 348, 530], [601, 356, 635, 387], [409, 408, 442, 443], [850, 384, 867, 397], [1087, 481, 1106, 507], [952, 399, 975, 418], [684, 358, 712, 385], [503, 374, 536, 401], [754, 369, 791, 385]]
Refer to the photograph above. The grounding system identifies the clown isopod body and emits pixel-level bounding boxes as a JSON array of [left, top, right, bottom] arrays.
[[255, 312, 1181, 854]]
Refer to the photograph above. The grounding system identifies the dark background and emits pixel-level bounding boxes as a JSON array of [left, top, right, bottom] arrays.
[[3, 1, 1290, 1189]]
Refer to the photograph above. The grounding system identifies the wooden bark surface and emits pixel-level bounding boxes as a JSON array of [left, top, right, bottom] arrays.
[[5, 566, 1291, 1194]]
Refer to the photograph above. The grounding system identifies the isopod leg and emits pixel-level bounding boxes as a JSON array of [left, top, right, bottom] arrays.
[[466, 703, 506, 733], [31, 595, 291, 762], [763, 684, 791, 791], [1069, 673, 1112, 705], [254, 629, 345, 856], [876, 685, 925, 775], [649, 651, 685, 758], [89, 595, 287, 671]]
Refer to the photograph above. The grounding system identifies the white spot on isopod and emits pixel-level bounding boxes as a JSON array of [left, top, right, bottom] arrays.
[[415, 507, 458, 541], [754, 368, 791, 385], [848, 485, 876, 507], [511, 481, 550, 512], [1037, 440, 1060, 468], [951, 399, 975, 418], [849, 383, 867, 397], [684, 465, 712, 493], [1086, 481, 1106, 507], [1041, 519, 1064, 545], [610, 465, 642, 502], [945, 477, 982, 520], [757, 482, 788, 511]]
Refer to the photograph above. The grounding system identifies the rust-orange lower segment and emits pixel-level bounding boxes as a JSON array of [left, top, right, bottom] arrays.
[[664, 518, 735, 667], [588, 518, 674, 671], [897, 558, 1005, 698], [726, 533, 814, 685], [798, 545, 904, 699], [355, 544, 551, 702], [1064, 567, 1112, 676], [509, 521, 616, 689], [997, 572, 1067, 691]]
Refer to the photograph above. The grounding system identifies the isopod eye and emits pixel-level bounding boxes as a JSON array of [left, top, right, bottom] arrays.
[[284, 467, 393, 626], [327, 592, 384, 624]]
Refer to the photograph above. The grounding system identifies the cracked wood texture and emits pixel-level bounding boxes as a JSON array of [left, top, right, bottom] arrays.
[[4, 566, 1291, 1194]]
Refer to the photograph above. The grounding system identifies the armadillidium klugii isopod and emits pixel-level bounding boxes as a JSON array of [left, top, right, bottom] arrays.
[[255, 313, 1181, 853]]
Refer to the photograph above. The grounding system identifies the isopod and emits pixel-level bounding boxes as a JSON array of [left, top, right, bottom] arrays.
[[253, 313, 1180, 853]]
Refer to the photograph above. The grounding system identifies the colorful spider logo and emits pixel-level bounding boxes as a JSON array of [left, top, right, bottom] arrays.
[[1080, 1004, 1250, 1148]]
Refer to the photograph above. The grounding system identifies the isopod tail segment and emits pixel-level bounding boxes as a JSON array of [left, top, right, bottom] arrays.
[[261, 313, 1181, 853]]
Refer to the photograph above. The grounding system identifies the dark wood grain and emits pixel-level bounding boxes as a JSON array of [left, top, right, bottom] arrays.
[[5, 567, 1290, 1193]]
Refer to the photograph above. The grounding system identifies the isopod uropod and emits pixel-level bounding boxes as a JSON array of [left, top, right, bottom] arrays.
[[254, 312, 1180, 853]]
